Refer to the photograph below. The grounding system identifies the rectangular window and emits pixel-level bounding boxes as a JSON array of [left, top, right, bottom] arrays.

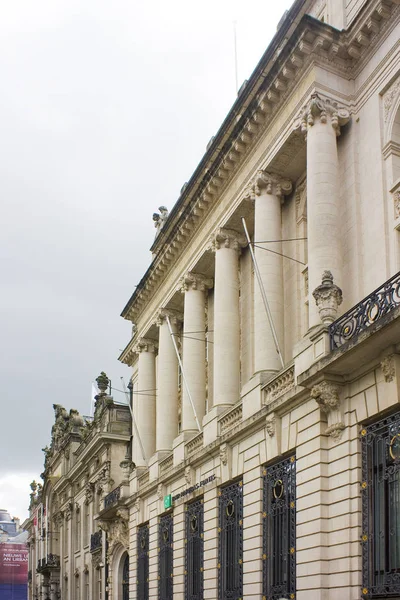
[[84, 503, 90, 547], [75, 507, 81, 551], [362, 411, 400, 597], [137, 523, 149, 600], [185, 498, 204, 600], [158, 513, 173, 600], [263, 455, 296, 600], [218, 479, 243, 600]]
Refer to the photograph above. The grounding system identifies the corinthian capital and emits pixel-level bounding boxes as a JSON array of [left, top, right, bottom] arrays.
[[179, 272, 214, 293], [155, 308, 183, 327], [210, 228, 247, 253], [297, 92, 350, 136], [134, 337, 158, 354]]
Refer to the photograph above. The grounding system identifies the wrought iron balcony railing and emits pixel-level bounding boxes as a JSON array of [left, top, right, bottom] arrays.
[[36, 554, 60, 572], [329, 271, 400, 349], [90, 530, 102, 553], [104, 485, 121, 510]]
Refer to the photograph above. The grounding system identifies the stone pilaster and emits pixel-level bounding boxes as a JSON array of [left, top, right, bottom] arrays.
[[133, 338, 157, 466], [297, 92, 350, 328], [250, 170, 292, 372], [179, 272, 213, 434], [211, 228, 246, 407], [155, 309, 182, 452]]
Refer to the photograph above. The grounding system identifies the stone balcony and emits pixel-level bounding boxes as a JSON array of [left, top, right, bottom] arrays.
[[36, 554, 60, 573], [97, 483, 130, 520]]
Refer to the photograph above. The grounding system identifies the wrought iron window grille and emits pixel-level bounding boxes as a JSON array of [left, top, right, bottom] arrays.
[[104, 486, 121, 510], [329, 270, 400, 349], [218, 479, 243, 600], [159, 513, 173, 600], [122, 554, 129, 600], [263, 455, 296, 600], [185, 498, 204, 600], [361, 411, 400, 598], [90, 531, 102, 553], [137, 523, 149, 600]]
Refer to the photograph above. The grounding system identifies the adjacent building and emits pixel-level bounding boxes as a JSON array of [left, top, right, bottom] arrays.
[[117, 0, 400, 599], [25, 375, 132, 600]]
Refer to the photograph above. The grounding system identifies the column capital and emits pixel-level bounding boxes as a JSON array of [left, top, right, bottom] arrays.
[[296, 92, 350, 136], [210, 227, 247, 253], [179, 272, 214, 293], [134, 337, 158, 354], [155, 308, 183, 327]]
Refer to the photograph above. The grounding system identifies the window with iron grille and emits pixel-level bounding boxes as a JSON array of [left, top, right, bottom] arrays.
[[185, 498, 204, 600], [159, 513, 173, 600], [361, 411, 400, 598], [137, 523, 149, 600], [218, 479, 243, 600], [122, 554, 129, 600], [263, 455, 296, 600]]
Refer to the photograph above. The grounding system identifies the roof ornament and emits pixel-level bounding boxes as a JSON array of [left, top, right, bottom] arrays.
[[153, 206, 169, 237]]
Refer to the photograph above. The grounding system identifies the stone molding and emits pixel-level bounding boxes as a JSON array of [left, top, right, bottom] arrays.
[[311, 381, 341, 413], [155, 308, 183, 327], [244, 170, 292, 201], [297, 92, 350, 136], [134, 337, 158, 354], [179, 272, 213, 293], [210, 228, 247, 253], [312, 271, 343, 325]]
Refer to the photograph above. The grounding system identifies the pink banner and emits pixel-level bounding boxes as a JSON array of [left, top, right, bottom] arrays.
[[0, 544, 28, 585]]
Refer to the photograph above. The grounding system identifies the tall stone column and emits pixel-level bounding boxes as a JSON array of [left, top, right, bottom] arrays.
[[298, 92, 349, 328], [155, 309, 181, 452], [179, 272, 213, 434], [133, 338, 157, 466], [252, 170, 292, 372], [211, 228, 246, 407]]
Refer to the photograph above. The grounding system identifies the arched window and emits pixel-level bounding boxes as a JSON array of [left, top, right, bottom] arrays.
[[122, 554, 129, 600]]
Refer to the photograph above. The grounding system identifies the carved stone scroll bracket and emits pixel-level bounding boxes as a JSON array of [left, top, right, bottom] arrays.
[[265, 412, 281, 458], [312, 271, 343, 325], [311, 380, 345, 440]]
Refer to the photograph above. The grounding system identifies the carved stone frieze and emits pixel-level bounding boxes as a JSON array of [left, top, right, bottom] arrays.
[[297, 92, 350, 136], [381, 355, 395, 382], [210, 228, 247, 254], [179, 272, 213, 293], [312, 271, 343, 325]]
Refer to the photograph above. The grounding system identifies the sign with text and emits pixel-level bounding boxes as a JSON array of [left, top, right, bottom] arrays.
[[0, 543, 28, 585]]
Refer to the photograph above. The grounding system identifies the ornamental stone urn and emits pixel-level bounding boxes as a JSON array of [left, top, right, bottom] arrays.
[[312, 271, 343, 325]]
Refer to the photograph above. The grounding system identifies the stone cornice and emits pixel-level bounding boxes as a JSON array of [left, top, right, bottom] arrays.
[[120, 0, 399, 326]]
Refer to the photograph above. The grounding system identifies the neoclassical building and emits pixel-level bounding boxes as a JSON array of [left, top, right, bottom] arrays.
[[25, 374, 133, 600], [117, 0, 400, 599]]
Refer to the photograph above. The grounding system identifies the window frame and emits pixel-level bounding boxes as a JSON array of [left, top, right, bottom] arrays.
[[218, 479, 243, 600], [185, 497, 204, 600]]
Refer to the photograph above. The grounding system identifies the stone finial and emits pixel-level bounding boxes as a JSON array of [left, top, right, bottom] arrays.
[[296, 92, 350, 136], [30, 480, 38, 493], [96, 372, 109, 394], [312, 271, 343, 325], [153, 206, 169, 237]]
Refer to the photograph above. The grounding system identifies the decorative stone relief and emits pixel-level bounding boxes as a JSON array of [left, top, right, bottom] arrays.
[[179, 272, 213, 293], [265, 416, 276, 437], [157, 483, 164, 501], [99, 508, 129, 561], [312, 271, 343, 325], [220, 443, 228, 466], [296, 92, 350, 137], [381, 355, 395, 382], [394, 190, 400, 219], [295, 179, 307, 224], [64, 501, 73, 521], [384, 75, 400, 122], [84, 482, 94, 505], [185, 466, 192, 485], [210, 228, 246, 254]]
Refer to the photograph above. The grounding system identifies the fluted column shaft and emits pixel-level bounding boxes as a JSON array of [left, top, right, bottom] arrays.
[[300, 93, 349, 328], [156, 310, 180, 452], [133, 339, 157, 466], [212, 228, 246, 407], [180, 273, 213, 433], [253, 172, 292, 372]]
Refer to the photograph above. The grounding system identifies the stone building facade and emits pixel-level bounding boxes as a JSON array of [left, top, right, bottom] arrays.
[[25, 374, 132, 600], [117, 1, 400, 599]]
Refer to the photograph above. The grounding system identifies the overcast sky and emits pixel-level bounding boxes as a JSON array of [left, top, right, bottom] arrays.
[[0, 0, 294, 522]]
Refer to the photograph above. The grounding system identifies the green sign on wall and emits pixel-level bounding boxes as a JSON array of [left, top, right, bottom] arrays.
[[164, 494, 172, 509]]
